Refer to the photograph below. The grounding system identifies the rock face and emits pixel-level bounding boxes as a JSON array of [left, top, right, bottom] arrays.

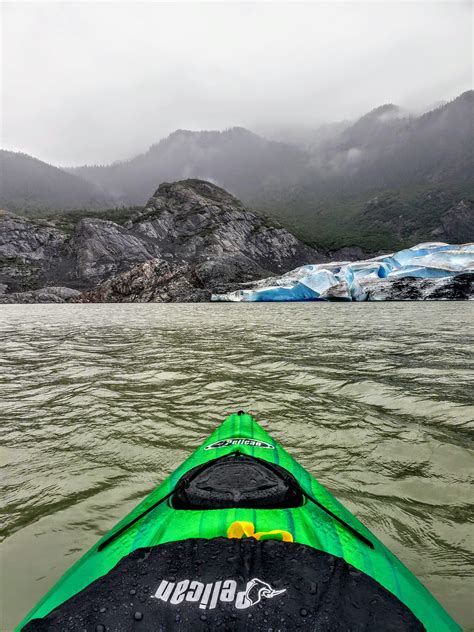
[[77, 259, 209, 303], [0, 286, 81, 304], [0, 180, 323, 301], [0, 214, 68, 292], [67, 218, 160, 284], [71, 178, 322, 287], [130, 179, 321, 274]]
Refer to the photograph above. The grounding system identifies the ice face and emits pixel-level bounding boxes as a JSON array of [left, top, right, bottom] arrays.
[[211, 243, 474, 302]]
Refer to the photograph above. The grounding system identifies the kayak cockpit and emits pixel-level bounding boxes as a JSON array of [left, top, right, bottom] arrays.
[[172, 452, 304, 509]]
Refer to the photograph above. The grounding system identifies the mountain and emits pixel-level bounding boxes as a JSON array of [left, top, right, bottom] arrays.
[[0, 179, 323, 301], [334, 91, 473, 186], [257, 92, 474, 249], [0, 151, 115, 212], [254, 121, 351, 152], [70, 128, 308, 207], [69, 92, 473, 204], [69, 92, 473, 250], [3, 92, 472, 252]]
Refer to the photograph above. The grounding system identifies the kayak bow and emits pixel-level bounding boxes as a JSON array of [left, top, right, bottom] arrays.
[[18, 412, 460, 631]]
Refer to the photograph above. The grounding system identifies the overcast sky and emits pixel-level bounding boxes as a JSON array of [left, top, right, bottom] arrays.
[[1, 1, 472, 166]]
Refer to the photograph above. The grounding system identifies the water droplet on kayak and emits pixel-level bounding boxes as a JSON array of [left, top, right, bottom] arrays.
[[200, 614, 207, 621], [99, 607, 106, 613], [129, 589, 136, 596], [95, 625, 105, 632], [300, 608, 308, 617], [309, 582, 317, 594], [134, 611, 143, 621]]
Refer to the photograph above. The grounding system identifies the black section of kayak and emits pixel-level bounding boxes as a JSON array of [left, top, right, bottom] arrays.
[[24, 537, 425, 631], [172, 453, 303, 509]]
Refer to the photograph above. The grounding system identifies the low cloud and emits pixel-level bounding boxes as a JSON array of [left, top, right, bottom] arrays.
[[1, 2, 471, 166]]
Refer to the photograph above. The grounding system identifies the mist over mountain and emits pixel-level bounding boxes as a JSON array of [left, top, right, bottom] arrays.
[[264, 91, 474, 248], [70, 91, 473, 194], [1, 91, 472, 251], [327, 91, 473, 187], [69, 128, 308, 207], [69, 91, 474, 249], [0, 151, 115, 212]]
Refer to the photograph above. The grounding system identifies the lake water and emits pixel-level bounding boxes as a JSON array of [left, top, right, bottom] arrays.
[[0, 303, 473, 631]]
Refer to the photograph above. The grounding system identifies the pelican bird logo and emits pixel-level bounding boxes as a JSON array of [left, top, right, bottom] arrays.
[[235, 578, 286, 609]]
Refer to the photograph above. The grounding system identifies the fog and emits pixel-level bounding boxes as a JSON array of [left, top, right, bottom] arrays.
[[1, 1, 472, 166]]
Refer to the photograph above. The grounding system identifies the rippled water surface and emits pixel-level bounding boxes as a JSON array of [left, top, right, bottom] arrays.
[[0, 303, 473, 630]]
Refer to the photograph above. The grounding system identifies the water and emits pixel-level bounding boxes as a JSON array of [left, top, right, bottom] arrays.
[[0, 303, 473, 631]]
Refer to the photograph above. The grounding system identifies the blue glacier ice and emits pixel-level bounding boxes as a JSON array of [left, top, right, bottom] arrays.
[[212, 242, 474, 302]]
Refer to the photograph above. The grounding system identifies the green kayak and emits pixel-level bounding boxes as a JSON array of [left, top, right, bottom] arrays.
[[19, 412, 460, 631]]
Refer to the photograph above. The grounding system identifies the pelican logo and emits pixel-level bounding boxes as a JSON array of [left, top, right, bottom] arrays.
[[237, 578, 286, 608], [204, 438, 274, 450], [152, 577, 286, 611]]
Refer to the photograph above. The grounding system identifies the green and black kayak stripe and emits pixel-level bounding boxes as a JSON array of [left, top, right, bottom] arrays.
[[18, 412, 460, 631]]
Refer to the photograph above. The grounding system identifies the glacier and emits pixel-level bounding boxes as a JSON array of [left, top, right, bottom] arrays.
[[211, 243, 474, 302]]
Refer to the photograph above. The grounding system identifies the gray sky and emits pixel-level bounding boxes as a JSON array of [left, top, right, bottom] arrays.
[[1, 1, 472, 166]]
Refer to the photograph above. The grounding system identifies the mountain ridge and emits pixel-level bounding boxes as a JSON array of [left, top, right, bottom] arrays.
[[0, 150, 116, 212], [1, 91, 472, 252]]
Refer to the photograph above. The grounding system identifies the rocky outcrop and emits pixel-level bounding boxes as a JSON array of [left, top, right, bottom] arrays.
[[67, 218, 160, 284], [0, 286, 81, 304], [0, 180, 323, 301], [129, 179, 321, 271], [66, 180, 323, 287], [65, 179, 322, 287], [433, 200, 474, 243], [77, 259, 209, 303], [0, 213, 68, 291]]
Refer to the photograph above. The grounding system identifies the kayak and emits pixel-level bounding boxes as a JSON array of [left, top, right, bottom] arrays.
[[18, 411, 460, 631]]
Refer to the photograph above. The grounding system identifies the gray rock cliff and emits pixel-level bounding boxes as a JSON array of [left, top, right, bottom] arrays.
[[0, 180, 324, 301], [77, 259, 209, 303]]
